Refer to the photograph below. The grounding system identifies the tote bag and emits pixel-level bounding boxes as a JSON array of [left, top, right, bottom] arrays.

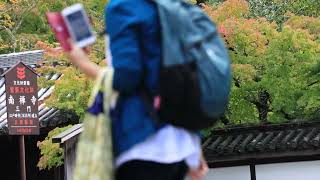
[[73, 68, 115, 180]]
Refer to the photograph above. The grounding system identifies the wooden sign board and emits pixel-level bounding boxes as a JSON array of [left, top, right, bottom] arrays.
[[3, 62, 39, 135]]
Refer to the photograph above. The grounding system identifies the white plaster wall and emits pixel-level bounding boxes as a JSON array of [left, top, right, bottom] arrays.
[[256, 160, 320, 180], [186, 165, 251, 180]]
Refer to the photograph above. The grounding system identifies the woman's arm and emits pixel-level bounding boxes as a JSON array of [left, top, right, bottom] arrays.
[[66, 43, 101, 79], [188, 152, 209, 180], [105, 1, 143, 94]]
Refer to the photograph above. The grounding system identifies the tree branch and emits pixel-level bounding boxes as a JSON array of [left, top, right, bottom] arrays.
[[308, 80, 319, 87], [12, 1, 37, 33], [0, 24, 16, 50]]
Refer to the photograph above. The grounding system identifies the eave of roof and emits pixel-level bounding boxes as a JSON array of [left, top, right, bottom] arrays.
[[0, 50, 43, 68], [204, 121, 320, 167], [52, 124, 83, 144]]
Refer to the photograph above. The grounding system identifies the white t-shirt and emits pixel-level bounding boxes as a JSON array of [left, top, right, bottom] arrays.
[[116, 125, 201, 169]]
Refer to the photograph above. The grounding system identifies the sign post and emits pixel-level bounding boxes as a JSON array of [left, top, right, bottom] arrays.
[[20, 135, 26, 180], [3, 61, 39, 180]]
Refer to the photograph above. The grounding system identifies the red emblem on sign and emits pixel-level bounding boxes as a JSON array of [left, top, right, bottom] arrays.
[[17, 67, 26, 80]]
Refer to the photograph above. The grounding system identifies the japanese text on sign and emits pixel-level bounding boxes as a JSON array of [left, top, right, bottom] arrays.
[[4, 62, 39, 135]]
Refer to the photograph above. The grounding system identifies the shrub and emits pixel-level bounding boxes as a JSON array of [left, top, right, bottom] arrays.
[[285, 14, 320, 41], [37, 126, 72, 170]]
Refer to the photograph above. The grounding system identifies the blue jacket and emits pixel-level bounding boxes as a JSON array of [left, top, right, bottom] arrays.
[[105, 0, 161, 157]]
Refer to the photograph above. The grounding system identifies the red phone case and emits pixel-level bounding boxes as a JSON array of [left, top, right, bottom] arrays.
[[46, 12, 71, 51]]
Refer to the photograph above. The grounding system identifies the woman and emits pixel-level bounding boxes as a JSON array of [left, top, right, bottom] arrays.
[[66, 0, 208, 179]]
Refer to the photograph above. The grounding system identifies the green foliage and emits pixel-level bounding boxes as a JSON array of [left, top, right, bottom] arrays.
[[203, 0, 320, 26], [227, 82, 260, 124], [34, 38, 105, 120], [287, 0, 320, 17], [203, 0, 249, 23], [45, 66, 93, 120], [204, 0, 320, 128], [0, 0, 106, 53], [285, 14, 320, 41], [197, 0, 225, 6], [261, 26, 319, 122], [17, 13, 48, 34], [247, 0, 292, 25], [38, 76, 55, 89], [247, 0, 320, 26], [37, 125, 72, 170]]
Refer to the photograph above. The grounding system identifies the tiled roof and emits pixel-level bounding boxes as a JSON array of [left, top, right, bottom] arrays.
[[0, 50, 79, 134], [203, 121, 320, 167], [0, 50, 43, 68]]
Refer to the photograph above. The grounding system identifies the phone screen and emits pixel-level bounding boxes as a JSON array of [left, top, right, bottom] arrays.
[[66, 11, 92, 42]]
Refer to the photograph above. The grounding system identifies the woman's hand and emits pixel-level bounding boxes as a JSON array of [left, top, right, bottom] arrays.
[[65, 40, 100, 79], [188, 153, 209, 180], [66, 40, 90, 64]]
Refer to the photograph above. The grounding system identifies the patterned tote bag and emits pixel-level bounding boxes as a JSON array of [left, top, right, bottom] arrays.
[[73, 68, 115, 180]]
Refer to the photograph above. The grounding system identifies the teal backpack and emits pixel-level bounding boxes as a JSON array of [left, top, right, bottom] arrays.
[[151, 0, 232, 130]]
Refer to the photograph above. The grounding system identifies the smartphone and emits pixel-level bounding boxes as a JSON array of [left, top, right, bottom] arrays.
[[61, 3, 96, 48]]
